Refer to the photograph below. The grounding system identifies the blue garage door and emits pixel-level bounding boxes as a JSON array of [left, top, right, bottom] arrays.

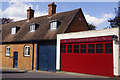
[[38, 45, 56, 72]]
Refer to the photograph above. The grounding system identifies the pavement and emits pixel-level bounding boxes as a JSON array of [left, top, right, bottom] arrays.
[[0, 68, 119, 80]]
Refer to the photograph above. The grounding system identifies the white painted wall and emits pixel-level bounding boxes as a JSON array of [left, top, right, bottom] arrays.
[[119, 28, 120, 76], [57, 27, 119, 76]]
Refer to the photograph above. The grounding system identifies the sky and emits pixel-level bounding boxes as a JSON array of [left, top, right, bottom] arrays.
[[0, 1, 119, 29]]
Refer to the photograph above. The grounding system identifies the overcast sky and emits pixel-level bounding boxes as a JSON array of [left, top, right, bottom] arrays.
[[0, 1, 119, 29]]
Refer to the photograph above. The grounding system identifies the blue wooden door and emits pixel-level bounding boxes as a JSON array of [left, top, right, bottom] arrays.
[[13, 52, 18, 68], [38, 44, 56, 72]]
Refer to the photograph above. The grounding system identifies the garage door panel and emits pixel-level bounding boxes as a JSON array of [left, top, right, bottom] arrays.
[[39, 44, 56, 72], [48, 45, 56, 72], [61, 54, 87, 73], [86, 54, 113, 77]]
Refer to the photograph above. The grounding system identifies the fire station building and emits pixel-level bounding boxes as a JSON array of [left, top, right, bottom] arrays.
[[57, 27, 120, 77]]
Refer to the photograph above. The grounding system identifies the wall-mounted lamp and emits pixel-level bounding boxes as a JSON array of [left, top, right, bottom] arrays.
[[112, 35, 118, 41]]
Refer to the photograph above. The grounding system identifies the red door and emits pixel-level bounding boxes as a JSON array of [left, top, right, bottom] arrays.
[[60, 41, 113, 77]]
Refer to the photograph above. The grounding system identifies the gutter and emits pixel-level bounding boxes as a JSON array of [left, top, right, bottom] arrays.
[[2, 40, 56, 44]]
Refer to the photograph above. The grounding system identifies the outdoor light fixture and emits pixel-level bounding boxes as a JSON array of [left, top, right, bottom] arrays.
[[112, 35, 118, 41]]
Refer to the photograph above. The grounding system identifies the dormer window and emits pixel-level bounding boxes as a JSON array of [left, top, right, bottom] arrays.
[[50, 20, 58, 30], [11, 27, 20, 34], [30, 23, 36, 32]]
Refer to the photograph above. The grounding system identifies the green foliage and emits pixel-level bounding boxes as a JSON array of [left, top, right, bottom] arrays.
[[108, 16, 120, 28], [88, 23, 96, 30], [108, 1, 120, 28]]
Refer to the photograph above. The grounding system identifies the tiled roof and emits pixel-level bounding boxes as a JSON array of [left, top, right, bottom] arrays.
[[2, 8, 81, 42]]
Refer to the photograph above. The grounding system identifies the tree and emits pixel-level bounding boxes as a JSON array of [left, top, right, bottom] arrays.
[[88, 23, 96, 30], [108, 1, 120, 27], [0, 18, 13, 25]]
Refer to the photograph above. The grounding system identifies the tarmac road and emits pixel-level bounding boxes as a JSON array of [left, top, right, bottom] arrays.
[[0, 68, 119, 80]]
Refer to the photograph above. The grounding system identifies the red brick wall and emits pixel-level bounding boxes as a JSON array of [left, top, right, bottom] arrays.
[[66, 9, 88, 33]]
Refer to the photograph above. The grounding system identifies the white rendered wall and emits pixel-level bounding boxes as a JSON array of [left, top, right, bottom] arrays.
[[118, 28, 120, 76], [57, 28, 119, 76]]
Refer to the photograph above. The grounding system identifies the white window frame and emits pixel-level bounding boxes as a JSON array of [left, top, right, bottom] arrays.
[[24, 45, 30, 56], [30, 24, 35, 32], [11, 27, 16, 34], [6, 46, 10, 56], [50, 21, 57, 30]]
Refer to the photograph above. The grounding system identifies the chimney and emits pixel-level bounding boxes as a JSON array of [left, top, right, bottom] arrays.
[[27, 7, 34, 20], [48, 2, 57, 16]]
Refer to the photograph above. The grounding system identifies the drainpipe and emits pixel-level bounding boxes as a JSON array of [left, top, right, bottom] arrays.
[[32, 42, 34, 70]]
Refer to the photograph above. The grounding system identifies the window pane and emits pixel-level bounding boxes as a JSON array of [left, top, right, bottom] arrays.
[[96, 49, 103, 53], [68, 45, 72, 48], [88, 44, 94, 48], [105, 43, 112, 48], [62, 45, 66, 48], [105, 49, 112, 53], [96, 44, 103, 48], [88, 49, 94, 53], [25, 47, 27, 55], [28, 47, 30, 55], [88, 44, 94, 54], [74, 49, 79, 53], [6, 46, 10, 56], [50, 22, 57, 30], [74, 45, 79, 53], [61, 45, 66, 53], [81, 44, 86, 48], [53, 22, 55, 28], [24, 46, 30, 56], [30, 24, 35, 32], [67, 45, 72, 53], [11, 28, 16, 34], [67, 49, 72, 53], [74, 45, 79, 48], [105, 43, 112, 54], [81, 44, 86, 53], [81, 49, 86, 53], [96, 44, 103, 54]]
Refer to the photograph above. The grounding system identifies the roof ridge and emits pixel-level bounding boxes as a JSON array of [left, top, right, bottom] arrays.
[[3, 8, 81, 23], [31, 8, 81, 20], [55, 8, 81, 14]]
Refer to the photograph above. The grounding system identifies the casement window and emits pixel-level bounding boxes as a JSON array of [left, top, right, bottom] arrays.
[[30, 23, 36, 32], [24, 46, 30, 56], [80, 44, 86, 53], [11, 27, 16, 34], [6, 46, 10, 56], [105, 43, 112, 54], [50, 21, 57, 30], [74, 45, 79, 53], [88, 44, 95, 54], [96, 44, 103, 54], [11, 27, 20, 34], [61, 45, 66, 53], [67, 45, 72, 53]]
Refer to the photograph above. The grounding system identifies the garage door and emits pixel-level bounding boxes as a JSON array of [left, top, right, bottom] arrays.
[[38, 44, 56, 72], [60, 41, 113, 77]]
